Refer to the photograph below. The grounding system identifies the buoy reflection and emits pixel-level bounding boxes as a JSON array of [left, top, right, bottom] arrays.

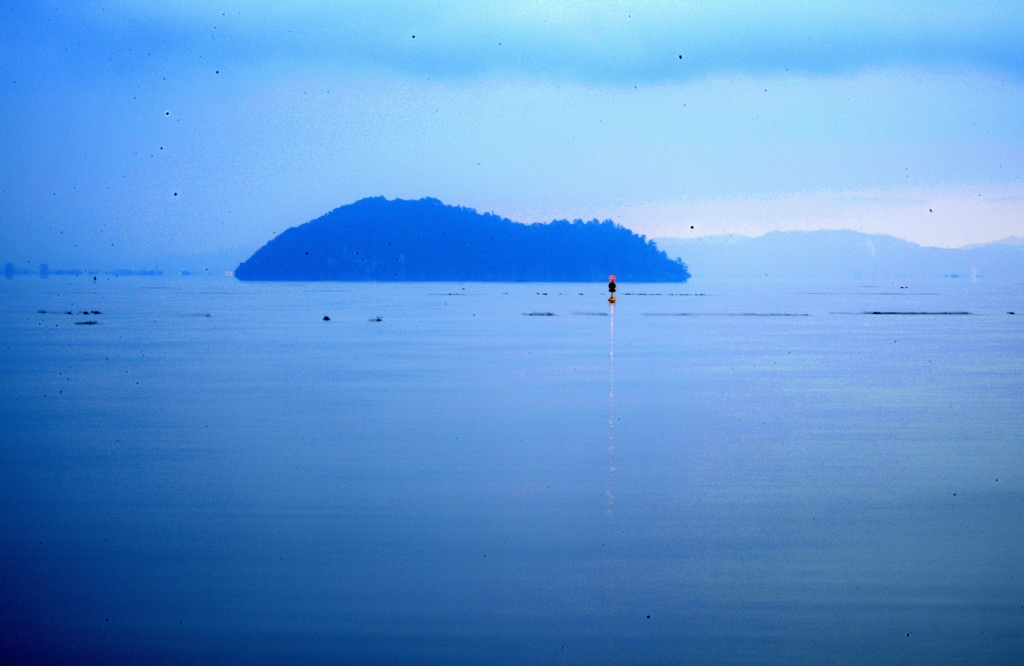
[[607, 300, 615, 516]]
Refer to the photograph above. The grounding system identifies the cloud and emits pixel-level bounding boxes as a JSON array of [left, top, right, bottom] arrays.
[[10, 0, 1024, 83], [3, 2, 1022, 264]]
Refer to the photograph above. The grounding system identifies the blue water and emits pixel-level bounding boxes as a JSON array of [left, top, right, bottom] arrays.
[[2, 277, 1022, 664]]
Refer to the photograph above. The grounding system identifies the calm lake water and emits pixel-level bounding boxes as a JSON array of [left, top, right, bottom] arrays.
[[2, 277, 1022, 665]]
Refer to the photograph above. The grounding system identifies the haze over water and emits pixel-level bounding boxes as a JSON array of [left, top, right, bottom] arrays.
[[2, 276, 1022, 665]]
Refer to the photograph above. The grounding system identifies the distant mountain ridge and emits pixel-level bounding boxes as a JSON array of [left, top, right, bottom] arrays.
[[236, 197, 690, 282], [654, 230, 1024, 283], [962, 236, 1024, 249]]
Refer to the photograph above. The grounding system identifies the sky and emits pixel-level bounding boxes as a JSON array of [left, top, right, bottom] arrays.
[[2, 1, 1023, 267]]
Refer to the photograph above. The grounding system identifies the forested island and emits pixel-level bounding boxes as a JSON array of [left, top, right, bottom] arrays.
[[235, 197, 689, 282]]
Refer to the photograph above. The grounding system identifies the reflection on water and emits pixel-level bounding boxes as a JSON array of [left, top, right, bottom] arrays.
[[607, 301, 615, 517], [1, 278, 1022, 665]]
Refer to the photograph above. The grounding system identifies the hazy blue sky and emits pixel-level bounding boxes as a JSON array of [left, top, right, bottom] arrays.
[[2, 1, 1023, 265]]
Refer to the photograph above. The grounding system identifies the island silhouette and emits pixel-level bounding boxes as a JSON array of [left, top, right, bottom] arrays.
[[235, 197, 690, 282]]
